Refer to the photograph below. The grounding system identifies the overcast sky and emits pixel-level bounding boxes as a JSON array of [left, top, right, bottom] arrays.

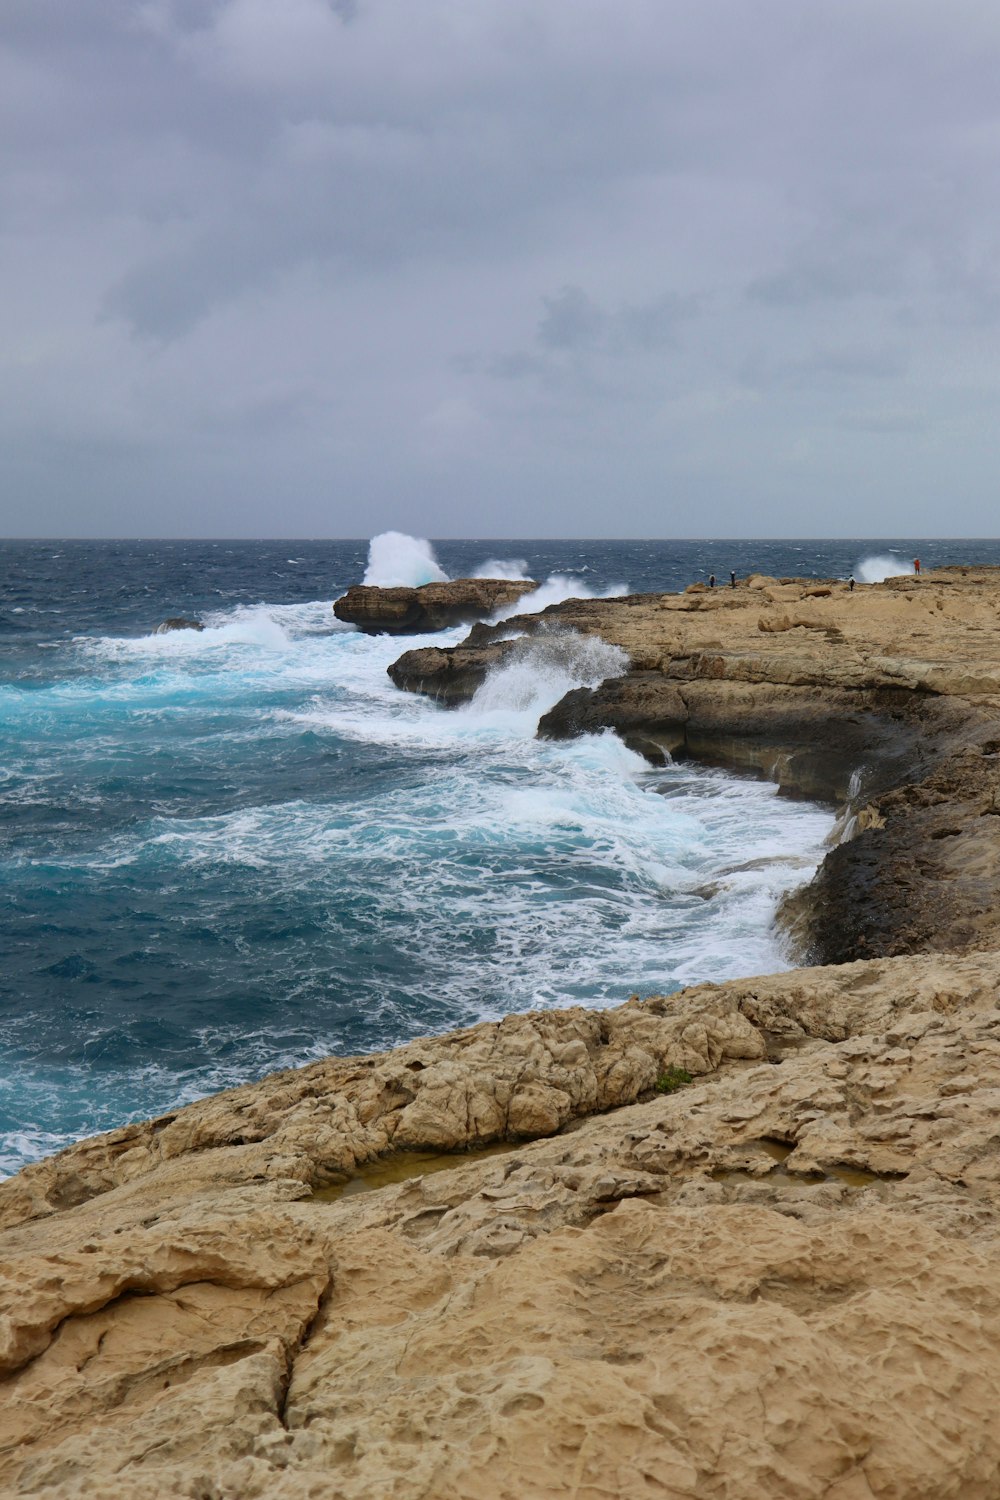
[[3, 1, 1000, 538]]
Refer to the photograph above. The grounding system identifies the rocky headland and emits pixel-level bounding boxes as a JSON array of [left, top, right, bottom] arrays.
[[5, 567, 1000, 1498], [391, 566, 1000, 963], [332, 577, 537, 634]]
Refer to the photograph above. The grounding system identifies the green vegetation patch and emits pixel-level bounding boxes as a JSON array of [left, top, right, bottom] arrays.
[[654, 1066, 694, 1094]]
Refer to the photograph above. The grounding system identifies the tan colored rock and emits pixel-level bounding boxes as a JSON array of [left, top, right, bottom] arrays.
[[333, 578, 537, 635], [6, 953, 1000, 1495]]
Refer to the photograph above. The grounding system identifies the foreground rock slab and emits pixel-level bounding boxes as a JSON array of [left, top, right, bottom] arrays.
[[333, 578, 537, 634], [5, 951, 1000, 1496]]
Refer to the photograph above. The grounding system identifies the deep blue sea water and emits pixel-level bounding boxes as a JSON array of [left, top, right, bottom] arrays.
[[1, 536, 993, 1175]]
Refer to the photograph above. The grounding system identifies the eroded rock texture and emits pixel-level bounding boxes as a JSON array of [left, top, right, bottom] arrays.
[[5, 954, 1000, 1497], [332, 578, 537, 634]]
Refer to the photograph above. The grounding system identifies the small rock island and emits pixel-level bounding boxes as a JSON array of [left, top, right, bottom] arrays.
[[333, 576, 538, 634]]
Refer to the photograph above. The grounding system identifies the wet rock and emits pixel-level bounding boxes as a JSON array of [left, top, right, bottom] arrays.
[[387, 640, 516, 704], [154, 617, 204, 633]]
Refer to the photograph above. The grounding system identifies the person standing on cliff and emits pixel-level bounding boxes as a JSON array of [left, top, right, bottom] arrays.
[[708, 574, 716, 588], [849, 576, 855, 591], [914, 558, 921, 574], [730, 570, 736, 588]]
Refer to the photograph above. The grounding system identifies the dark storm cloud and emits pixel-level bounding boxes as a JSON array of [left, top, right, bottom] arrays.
[[3, 0, 1000, 536]]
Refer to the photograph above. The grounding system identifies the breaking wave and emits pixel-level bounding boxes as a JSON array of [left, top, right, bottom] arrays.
[[469, 632, 628, 719], [360, 531, 625, 617], [1, 539, 844, 1177], [856, 553, 915, 584], [362, 531, 449, 588]]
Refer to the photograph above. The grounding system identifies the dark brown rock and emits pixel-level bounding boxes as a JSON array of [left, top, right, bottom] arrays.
[[387, 640, 519, 704], [155, 617, 204, 633], [333, 579, 537, 635]]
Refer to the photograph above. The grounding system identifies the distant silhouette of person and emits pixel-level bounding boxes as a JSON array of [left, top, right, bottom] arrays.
[[913, 558, 921, 574], [730, 570, 736, 588], [708, 574, 716, 588], [849, 576, 855, 591]]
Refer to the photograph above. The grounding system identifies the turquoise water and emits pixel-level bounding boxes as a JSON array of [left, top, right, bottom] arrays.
[[0, 536, 985, 1174]]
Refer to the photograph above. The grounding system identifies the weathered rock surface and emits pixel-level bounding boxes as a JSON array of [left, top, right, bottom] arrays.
[[333, 578, 537, 634], [391, 567, 1000, 963], [5, 952, 1000, 1496]]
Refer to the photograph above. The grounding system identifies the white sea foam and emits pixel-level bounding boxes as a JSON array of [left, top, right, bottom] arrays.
[[65, 609, 831, 1012], [856, 553, 915, 583], [490, 573, 628, 620], [471, 557, 531, 580], [82, 599, 349, 659], [363, 531, 449, 587], [5, 577, 838, 1179], [0, 1128, 77, 1179], [467, 631, 628, 721], [357, 531, 627, 615]]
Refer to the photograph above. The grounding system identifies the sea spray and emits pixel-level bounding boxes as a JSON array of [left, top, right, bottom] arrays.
[[467, 631, 629, 720], [472, 557, 531, 581], [829, 765, 870, 844], [490, 573, 628, 620], [363, 531, 449, 587], [856, 553, 914, 583], [359, 531, 626, 615]]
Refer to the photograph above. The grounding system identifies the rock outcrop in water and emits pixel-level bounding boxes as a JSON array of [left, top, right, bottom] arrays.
[[333, 578, 537, 634], [9, 566, 1000, 1497], [154, 617, 204, 633]]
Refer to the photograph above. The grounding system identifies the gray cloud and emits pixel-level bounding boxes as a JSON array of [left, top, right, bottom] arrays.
[[740, 343, 909, 392], [3, 1, 1000, 536], [538, 287, 606, 353], [535, 286, 690, 358]]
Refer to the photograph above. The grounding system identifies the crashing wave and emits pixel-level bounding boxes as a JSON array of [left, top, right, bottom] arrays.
[[855, 553, 915, 584], [360, 532, 628, 613]]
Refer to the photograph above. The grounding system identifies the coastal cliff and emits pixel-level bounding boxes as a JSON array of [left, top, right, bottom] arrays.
[[391, 567, 1000, 963], [5, 569, 1000, 1497]]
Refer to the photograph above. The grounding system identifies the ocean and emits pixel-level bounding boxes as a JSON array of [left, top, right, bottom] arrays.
[[0, 536, 992, 1176]]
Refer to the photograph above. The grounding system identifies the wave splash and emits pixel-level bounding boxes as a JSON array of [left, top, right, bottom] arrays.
[[1, 564, 836, 1177], [361, 532, 626, 615], [491, 573, 626, 620], [856, 553, 915, 584], [362, 532, 449, 588], [468, 631, 628, 720], [79, 600, 343, 661]]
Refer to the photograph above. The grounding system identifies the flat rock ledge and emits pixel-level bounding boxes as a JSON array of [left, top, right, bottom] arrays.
[[333, 577, 537, 634], [5, 951, 1000, 1497]]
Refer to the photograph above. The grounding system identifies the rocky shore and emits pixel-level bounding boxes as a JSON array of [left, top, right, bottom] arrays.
[[4, 567, 1000, 1498], [392, 566, 1000, 963]]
